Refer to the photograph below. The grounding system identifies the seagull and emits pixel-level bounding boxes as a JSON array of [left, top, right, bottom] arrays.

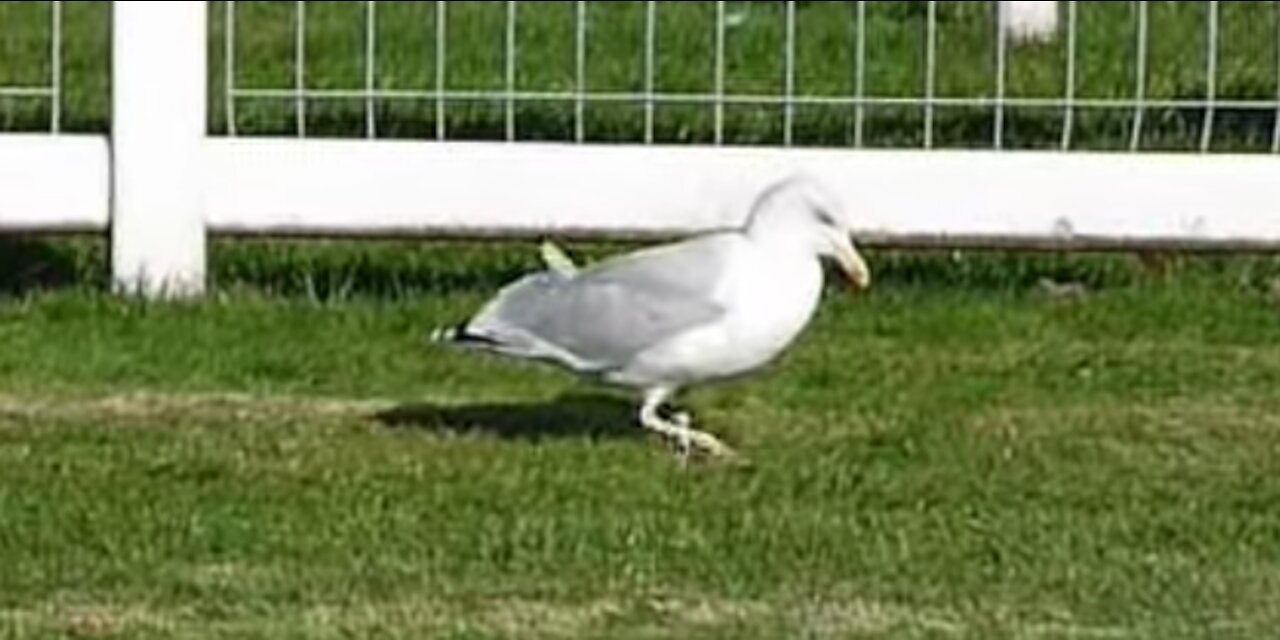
[[431, 175, 871, 459]]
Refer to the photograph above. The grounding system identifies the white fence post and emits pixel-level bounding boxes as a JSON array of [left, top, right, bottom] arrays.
[[111, 1, 207, 298], [999, 1, 1059, 43]]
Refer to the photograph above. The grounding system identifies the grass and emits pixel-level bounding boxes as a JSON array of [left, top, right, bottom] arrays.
[[1, 236, 1280, 637], [3, 3, 1280, 636], [2, 1, 1279, 149]]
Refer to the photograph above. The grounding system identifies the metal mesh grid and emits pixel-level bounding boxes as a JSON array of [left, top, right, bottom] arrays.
[[0, 1, 110, 134], [212, 1, 1280, 152], [1, 1, 1276, 151], [0, 1, 64, 133]]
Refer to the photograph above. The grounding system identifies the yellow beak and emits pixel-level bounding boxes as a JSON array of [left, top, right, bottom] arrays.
[[835, 236, 871, 291]]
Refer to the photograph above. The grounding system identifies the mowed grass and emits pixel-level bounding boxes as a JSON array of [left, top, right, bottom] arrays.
[[2, 237, 1280, 638], [4, 2, 1280, 637], [2, 1, 1279, 149]]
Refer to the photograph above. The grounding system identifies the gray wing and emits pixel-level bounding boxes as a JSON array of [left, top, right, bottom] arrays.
[[460, 233, 740, 371]]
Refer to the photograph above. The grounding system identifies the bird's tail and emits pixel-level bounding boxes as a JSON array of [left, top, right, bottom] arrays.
[[428, 325, 456, 344], [428, 321, 500, 347]]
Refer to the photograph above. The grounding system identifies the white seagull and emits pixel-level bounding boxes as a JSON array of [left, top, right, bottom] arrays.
[[431, 175, 871, 458]]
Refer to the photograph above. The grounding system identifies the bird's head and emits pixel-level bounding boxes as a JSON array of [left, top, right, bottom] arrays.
[[744, 174, 871, 291]]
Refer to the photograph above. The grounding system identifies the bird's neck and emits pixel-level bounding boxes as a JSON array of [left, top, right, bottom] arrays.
[[745, 212, 816, 259]]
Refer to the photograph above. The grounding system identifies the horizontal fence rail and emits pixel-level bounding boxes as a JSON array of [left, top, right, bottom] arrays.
[[0, 135, 108, 233], [204, 137, 1280, 249], [2, 1, 1280, 298], [0, 2, 107, 235]]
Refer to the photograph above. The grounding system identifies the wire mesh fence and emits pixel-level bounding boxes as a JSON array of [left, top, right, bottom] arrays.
[[2, 1, 1279, 152], [214, 1, 1280, 152], [0, 1, 113, 134], [0, 1, 65, 133]]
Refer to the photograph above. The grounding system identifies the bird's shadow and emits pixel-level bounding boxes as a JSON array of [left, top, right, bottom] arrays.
[[373, 392, 642, 442]]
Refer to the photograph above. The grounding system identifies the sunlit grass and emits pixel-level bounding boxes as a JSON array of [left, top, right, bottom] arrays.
[[1, 238, 1279, 637]]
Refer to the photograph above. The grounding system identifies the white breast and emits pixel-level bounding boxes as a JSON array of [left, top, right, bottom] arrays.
[[617, 238, 825, 388], [713, 240, 825, 371]]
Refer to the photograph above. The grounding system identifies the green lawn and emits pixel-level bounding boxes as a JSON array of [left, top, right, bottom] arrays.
[[2, 1, 1279, 149], [4, 3, 1280, 637], [1, 237, 1280, 638]]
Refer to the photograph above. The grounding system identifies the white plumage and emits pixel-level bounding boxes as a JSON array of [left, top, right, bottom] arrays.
[[433, 175, 871, 459]]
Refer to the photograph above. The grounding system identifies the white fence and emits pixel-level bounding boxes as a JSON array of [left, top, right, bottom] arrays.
[[2, 1, 1280, 298]]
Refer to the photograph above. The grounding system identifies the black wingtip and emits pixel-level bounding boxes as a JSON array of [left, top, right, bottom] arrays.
[[428, 322, 500, 347], [428, 323, 462, 344]]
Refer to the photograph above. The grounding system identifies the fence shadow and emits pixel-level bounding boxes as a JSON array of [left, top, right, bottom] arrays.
[[0, 237, 99, 296], [374, 392, 642, 442], [209, 237, 641, 300]]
